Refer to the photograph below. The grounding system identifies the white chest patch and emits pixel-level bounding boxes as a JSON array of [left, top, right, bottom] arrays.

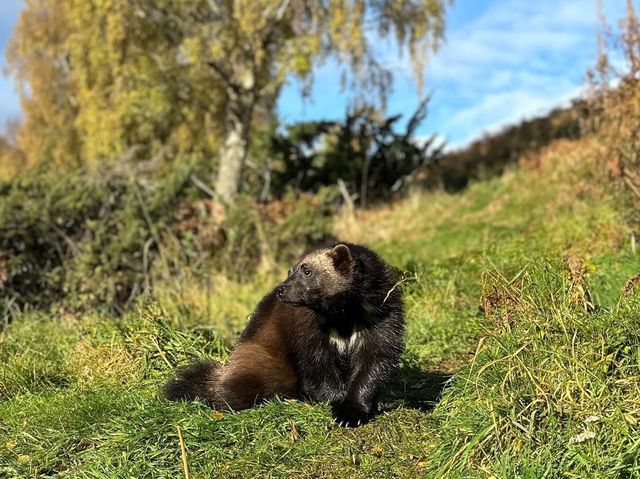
[[329, 328, 361, 354]]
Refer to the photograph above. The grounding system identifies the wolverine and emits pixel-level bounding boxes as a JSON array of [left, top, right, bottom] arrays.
[[164, 242, 404, 427]]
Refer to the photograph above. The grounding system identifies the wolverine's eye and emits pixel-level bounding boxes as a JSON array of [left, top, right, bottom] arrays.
[[303, 267, 313, 277]]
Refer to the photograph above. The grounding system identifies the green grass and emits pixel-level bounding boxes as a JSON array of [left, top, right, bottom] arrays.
[[1, 139, 639, 478]]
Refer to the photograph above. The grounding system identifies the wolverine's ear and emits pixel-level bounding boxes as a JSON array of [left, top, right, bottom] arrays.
[[329, 244, 353, 276]]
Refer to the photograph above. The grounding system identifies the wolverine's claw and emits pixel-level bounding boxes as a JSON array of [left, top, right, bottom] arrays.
[[357, 420, 361, 426]]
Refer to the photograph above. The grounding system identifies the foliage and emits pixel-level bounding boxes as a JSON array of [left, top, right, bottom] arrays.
[[0, 161, 335, 316], [0, 162, 200, 314], [6, 0, 227, 169], [588, 0, 640, 214], [267, 99, 443, 206], [5, 0, 82, 169], [0, 135, 25, 182], [215, 189, 336, 281], [189, 0, 448, 201], [5, 0, 449, 202]]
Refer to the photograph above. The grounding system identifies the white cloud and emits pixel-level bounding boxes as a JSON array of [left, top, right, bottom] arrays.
[[429, 1, 600, 79]]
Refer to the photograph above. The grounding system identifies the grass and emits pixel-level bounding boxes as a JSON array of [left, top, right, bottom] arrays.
[[1, 137, 639, 478]]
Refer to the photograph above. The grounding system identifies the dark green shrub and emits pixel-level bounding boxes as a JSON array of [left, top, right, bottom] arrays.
[[437, 102, 584, 190], [0, 164, 107, 311], [0, 161, 201, 314], [267, 100, 442, 207], [0, 161, 337, 315]]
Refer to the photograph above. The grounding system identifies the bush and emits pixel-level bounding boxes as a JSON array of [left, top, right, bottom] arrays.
[[0, 162, 336, 317], [266, 100, 442, 207], [220, 188, 337, 280], [0, 162, 200, 315], [436, 102, 585, 190]]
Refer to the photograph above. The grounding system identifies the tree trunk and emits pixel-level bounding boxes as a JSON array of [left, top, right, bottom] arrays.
[[215, 108, 251, 204]]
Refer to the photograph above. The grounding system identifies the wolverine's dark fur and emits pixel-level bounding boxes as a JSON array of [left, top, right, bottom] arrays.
[[164, 242, 404, 426]]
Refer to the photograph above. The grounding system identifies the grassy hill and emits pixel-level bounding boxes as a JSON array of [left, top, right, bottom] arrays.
[[1, 136, 639, 478]]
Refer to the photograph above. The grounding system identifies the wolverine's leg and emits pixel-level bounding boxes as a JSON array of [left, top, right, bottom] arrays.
[[331, 350, 398, 427], [216, 343, 299, 410]]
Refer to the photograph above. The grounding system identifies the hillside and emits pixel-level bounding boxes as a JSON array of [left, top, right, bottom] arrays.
[[434, 100, 585, 190], [1, 136, 639, 478]]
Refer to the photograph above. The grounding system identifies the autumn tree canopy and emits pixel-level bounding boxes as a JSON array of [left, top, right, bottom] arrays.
[[6, 0, 449, 201], [7, 0, 228, 169]]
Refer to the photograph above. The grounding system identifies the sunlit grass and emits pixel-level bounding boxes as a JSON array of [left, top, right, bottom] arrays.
[[1, 138, 638, 478]]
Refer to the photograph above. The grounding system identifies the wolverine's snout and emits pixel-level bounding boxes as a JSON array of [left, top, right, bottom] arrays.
[[276, 283, 296, 302], [276, 281, 307, 304], [276, 284, 296, 303]]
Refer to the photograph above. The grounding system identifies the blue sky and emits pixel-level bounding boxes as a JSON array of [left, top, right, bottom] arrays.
[[0, 1, 23, 132], [0, 1, 630, 148]]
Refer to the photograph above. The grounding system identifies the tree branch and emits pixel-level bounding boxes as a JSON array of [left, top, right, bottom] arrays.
[[207, 61, 243, 96]]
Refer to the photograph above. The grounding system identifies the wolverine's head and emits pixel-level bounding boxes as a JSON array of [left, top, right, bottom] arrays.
[[276, 244, 354, 308]]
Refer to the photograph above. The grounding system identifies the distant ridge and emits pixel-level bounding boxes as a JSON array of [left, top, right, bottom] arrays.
[[433, 99, 587, 190]]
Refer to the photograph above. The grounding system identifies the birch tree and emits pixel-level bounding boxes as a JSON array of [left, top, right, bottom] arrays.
[[194, 0, 448, 203]]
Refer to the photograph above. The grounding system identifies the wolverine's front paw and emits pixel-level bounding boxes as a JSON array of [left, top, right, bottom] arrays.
[[331, 402, 371, 427]]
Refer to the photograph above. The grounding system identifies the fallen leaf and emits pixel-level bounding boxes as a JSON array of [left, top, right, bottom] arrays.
[[371, 445, 384, 457]]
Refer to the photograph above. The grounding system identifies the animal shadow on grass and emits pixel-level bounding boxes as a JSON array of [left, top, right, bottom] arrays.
[[381, 361, 453, 412]]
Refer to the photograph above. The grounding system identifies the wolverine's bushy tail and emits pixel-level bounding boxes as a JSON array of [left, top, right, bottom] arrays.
[[163, 360, 221, 404]]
